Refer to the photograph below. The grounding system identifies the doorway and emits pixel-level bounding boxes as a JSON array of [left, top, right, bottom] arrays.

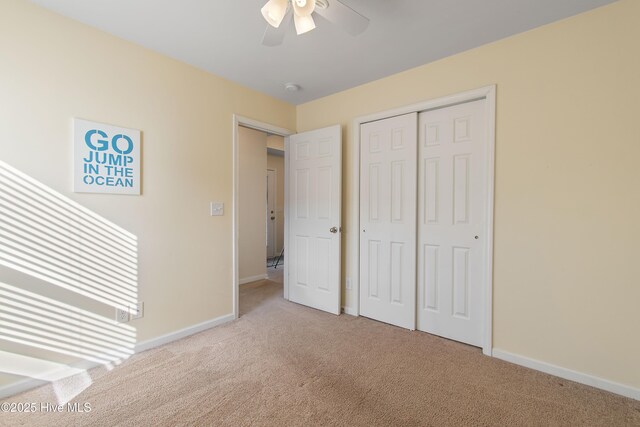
[[233, 117, 344, 319], [233, 116, 293, 319], [266, 146, 286, 269]]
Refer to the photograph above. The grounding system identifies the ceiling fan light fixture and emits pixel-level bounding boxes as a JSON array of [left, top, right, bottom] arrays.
[[261, 0, 289, 28], [292, 0, 316, 17], [294, 13, 316, 35], [260, 0, 369, 46]]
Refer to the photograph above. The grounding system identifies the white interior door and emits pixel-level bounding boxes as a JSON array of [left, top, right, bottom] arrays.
[[266, 169, 276, 258], [288, 125, 341, 315], [360, 113, 417, 329], [417, 99, 487, 346]]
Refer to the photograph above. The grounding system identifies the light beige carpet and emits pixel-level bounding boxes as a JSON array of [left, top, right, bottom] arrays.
[[2, 277, 639, 426]]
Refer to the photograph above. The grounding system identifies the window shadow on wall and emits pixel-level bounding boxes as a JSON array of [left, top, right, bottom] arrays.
[[0, 161, 137, 403]]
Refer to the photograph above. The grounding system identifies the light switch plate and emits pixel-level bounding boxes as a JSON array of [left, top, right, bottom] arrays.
[[130, 302, 144, 320], [210, 202, 224, 216]]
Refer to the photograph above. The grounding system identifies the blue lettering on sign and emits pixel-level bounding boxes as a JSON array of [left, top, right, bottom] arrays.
[[111, 134, 134, 155], [82, 128, 136, 189], [84, 130, 109, 151], [84, 130, 134, 154], [83, 175, 134, 187]]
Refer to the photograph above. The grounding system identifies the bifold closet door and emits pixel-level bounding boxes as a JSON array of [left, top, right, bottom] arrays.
[[417, 99, 487, 346], [360, 113, 417, 330]]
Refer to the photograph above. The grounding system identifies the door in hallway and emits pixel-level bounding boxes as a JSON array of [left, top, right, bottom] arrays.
[[266, 169, 276, 258]]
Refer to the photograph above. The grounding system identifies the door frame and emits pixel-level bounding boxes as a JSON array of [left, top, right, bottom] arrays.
[[350, 85, 496, 355], [232, 115, 293, 319]]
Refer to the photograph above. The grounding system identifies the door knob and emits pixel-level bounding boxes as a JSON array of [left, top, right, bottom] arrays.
[[271, 216, 276, 220], [330, 227, 338, 233]]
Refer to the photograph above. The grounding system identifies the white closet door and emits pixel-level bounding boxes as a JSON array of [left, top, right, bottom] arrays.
[[288, 125, 342, 315], [360, 113, 417, 330], [417, 99, 487, 346]]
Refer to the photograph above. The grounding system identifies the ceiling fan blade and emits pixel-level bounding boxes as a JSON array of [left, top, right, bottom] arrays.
[[314, 0, 369, 36], [261, 8, 292, 46]]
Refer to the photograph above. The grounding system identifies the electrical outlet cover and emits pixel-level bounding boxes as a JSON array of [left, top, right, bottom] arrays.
[[115, 307, 129, 323]]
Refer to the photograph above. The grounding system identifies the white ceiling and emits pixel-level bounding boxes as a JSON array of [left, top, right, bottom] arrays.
[[30, 0, 616, 105]]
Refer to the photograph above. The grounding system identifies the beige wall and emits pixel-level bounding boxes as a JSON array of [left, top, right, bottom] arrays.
[[238, 127, 267, 281], [267, 151, 285, 254], [267, 135, 285, 151], [296, 0, 640, 390], [0, 0, 295, 388]]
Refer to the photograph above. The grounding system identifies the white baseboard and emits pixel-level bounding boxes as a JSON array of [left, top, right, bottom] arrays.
[[0, 377, 48, 400], [493, 349, 640, 401], [0, 356, 101, 400], [135, 313, 235, 353], [239, 274, 268, 285], [0, 313, 235, 400], [342, 306, 357, 316]]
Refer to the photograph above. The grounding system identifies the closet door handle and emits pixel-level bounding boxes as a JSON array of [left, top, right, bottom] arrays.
[[329, 227, 338, 234]]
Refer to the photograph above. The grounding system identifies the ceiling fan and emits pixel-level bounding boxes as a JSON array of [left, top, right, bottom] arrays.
[[261, 0, 369, 46]]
